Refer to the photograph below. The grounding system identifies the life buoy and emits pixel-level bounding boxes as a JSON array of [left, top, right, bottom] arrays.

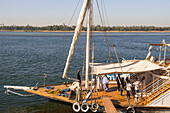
[[81, 103, 89, 112], [72, 102, 80, 112], [91, 108, 98, 112], [165, 58, 170, 65], [91, 103, 99, 112]]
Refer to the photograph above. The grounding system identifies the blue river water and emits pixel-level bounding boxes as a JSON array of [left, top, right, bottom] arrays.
[[0, 31, 170, 113]]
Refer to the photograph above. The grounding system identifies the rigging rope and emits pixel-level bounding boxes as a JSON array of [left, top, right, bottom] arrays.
[[113, 44, 135, 112], [102, 0, 110, 26], [100, 0, 106, 26], [43, 45, 59, 78], [43, 0, 81, 80], [68, 0, 81, 25], [96, 0, 135, 112], [96, 0, 114, 63], [81, 26, 87, 81]]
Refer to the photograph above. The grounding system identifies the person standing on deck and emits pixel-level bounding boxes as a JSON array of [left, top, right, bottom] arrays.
[[120, 77, 125, 96], [76, 70, 81, 101], [76, 70, 81, 84], [116, 74, 121, 91], [102, 75, 109, 92], [126, 80, 132, 99], [133, 78, 141, 102]]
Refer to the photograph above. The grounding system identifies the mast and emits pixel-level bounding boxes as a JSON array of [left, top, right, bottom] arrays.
[[85, 0, 92, 90], [63, 0, 89, 78]]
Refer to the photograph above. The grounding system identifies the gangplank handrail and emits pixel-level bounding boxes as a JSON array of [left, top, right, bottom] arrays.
[[142, 70, 170, 90], [144, 81, 170, 105], [140, 71, 170, 105], [144, 78, 170, 94]]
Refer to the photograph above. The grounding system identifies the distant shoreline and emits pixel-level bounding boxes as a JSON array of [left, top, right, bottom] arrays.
[[1, 30, 170, 33]]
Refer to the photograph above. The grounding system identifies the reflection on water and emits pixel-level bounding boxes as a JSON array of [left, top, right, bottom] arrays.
[[7, 100, 170, 113], [7, 100, 94, 113]]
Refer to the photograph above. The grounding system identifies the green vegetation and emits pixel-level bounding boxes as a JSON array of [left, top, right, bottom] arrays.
[[0, 24, 170, 31]]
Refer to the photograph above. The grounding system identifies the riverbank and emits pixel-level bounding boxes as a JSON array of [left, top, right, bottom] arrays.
[[1, 30, 170, 33]]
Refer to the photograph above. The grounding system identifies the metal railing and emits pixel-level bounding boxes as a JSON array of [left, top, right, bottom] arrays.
[[144, 81, 170, 104], [140, 70, 170, 104], [143, 76, 170, 94], [142, 71, 170, 93]]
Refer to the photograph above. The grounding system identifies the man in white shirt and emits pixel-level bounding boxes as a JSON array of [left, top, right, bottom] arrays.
[[102, 75, 109, 92], [133, 78, 141, 101]]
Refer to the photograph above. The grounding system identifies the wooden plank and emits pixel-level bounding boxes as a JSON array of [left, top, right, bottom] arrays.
[[102, 96, 118, 113]]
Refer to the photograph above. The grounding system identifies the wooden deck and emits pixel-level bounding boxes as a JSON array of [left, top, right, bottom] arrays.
[[24, 83, 144, 108]]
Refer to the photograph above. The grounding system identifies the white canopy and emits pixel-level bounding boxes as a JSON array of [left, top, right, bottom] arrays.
[[90, 60, 163, 75]]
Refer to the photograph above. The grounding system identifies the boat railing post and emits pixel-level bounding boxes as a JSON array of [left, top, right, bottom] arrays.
[[162, 80, 164, 95], [141, 81, 143, 99], [157, 79, 159, 92], [145, 92, 147, 105]]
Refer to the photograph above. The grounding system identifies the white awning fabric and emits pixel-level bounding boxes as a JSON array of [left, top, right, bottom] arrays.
[[90, 60, 163, 75]]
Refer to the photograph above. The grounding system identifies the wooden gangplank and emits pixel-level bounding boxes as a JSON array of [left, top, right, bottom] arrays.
[[102, 96, 118, 113]]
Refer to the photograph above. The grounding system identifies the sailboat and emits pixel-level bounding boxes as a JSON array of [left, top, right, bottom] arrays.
[[4, 0, 170, 112]]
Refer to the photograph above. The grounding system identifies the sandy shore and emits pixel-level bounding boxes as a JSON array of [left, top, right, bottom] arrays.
[[1, 30, 170, 33]]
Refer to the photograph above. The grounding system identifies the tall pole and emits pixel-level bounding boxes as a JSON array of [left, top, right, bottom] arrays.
[[85, 0, 92, 90]]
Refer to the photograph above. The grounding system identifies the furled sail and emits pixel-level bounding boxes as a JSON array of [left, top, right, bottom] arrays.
[[63, 0, 89, 78]]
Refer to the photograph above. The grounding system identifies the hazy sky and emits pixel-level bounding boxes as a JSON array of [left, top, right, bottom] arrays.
[[0, 0, 170, 27]]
